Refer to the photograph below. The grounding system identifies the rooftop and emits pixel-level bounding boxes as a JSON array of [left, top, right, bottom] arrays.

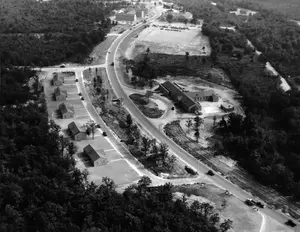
[[84, 144, 106, 162]]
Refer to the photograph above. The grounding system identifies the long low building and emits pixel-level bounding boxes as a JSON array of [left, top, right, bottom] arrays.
[[159, 81, 200, 113], [159, 81, 218, 113], [115, 12, 137, 23]]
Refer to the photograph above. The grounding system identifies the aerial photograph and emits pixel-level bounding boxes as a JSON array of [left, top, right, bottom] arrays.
[[1, 0, 300, 231]]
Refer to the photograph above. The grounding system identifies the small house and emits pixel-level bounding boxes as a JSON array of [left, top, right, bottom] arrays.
[[54, 87, 67, 101], [68, 121, 86, 141], [83, 144, 107, 167], [58, 103, 74, 119], [220, 104, 234, 112], [52, 72, 64, 86]]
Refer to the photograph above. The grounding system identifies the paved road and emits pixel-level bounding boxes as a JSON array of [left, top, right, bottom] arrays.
[[105, 6, 297, 231]]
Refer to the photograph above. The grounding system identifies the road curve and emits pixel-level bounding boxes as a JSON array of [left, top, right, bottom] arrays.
[[105, 7, 297, 230]]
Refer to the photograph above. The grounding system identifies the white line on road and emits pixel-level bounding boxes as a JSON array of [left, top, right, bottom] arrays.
[[258, 212, 266, 232], [104, 148, 115, 152]]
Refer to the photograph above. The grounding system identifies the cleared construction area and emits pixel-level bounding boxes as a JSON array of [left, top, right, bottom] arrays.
[[126, 21, 210, 58]]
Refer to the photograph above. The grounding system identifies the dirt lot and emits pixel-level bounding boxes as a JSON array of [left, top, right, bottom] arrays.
[[173, 183, 262, 232], [126, 21, 210, 58]]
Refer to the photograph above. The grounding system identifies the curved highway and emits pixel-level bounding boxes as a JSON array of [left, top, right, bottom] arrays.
[[105, 6, 297, 230]]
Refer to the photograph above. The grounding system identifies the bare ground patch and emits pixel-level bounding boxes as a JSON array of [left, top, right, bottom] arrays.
[[127, 21, 211, 56]]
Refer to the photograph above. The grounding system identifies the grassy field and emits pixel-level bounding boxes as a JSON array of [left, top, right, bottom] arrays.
[[86, 159, 141, 186], [127, 21, 210, 57]]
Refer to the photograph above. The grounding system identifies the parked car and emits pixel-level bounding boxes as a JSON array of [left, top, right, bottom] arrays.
[[171, 106, 175, 110], [245, 199, 256, 206], [80, 97, 84, 100], [207, 170, 214, 176], [111, 62, 114, 66], [78, 93, 82, 96], [102, 132, 107, 136], [285, 219, 297, 227], [60, 64, 65, 68], [75, 79, 78, 82], [256, 202, 265, 208], [96, 124, 101, 128]]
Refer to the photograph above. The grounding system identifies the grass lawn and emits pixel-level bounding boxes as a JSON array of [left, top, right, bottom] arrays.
[[87, 159, 141, 186]]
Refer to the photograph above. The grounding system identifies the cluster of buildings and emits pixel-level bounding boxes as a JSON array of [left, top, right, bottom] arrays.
[[68, 122, 108, 167], [114, 4, 148, 23], [159, 81, 218, 113], [51, 72, 75, 118], [50, 72, 108, 167]]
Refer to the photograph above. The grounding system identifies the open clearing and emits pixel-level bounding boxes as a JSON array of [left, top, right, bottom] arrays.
[[88, 35, 118, 65], [126, 21, 211, 58], [86, 159, 140, 186], [173, 183, 262, 232]]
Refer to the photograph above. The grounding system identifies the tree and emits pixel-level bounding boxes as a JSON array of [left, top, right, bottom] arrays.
[[137, 176, 152, 188], [165, 155, 176, 171], [194, 116, 203, 130], [185, 51, 189, 61], [142, 136, 151, 156], [67, 141, 77, 156], [166, 13, 173, 23], [102, 177, 116, 191], [159, 143, 169, 164], [186, 119, 193, 133], [227, 113, 243, 133], [213, 115, 217, 128], [86, 120, 97, 139], [194, 129, 200, 142], [126, 114, 133, 128], [220, 219, 233, 232], [131, 76, 138, 88]]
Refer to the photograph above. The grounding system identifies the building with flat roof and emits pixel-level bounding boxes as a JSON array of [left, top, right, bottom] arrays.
[[83, 144, 107, 167]]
